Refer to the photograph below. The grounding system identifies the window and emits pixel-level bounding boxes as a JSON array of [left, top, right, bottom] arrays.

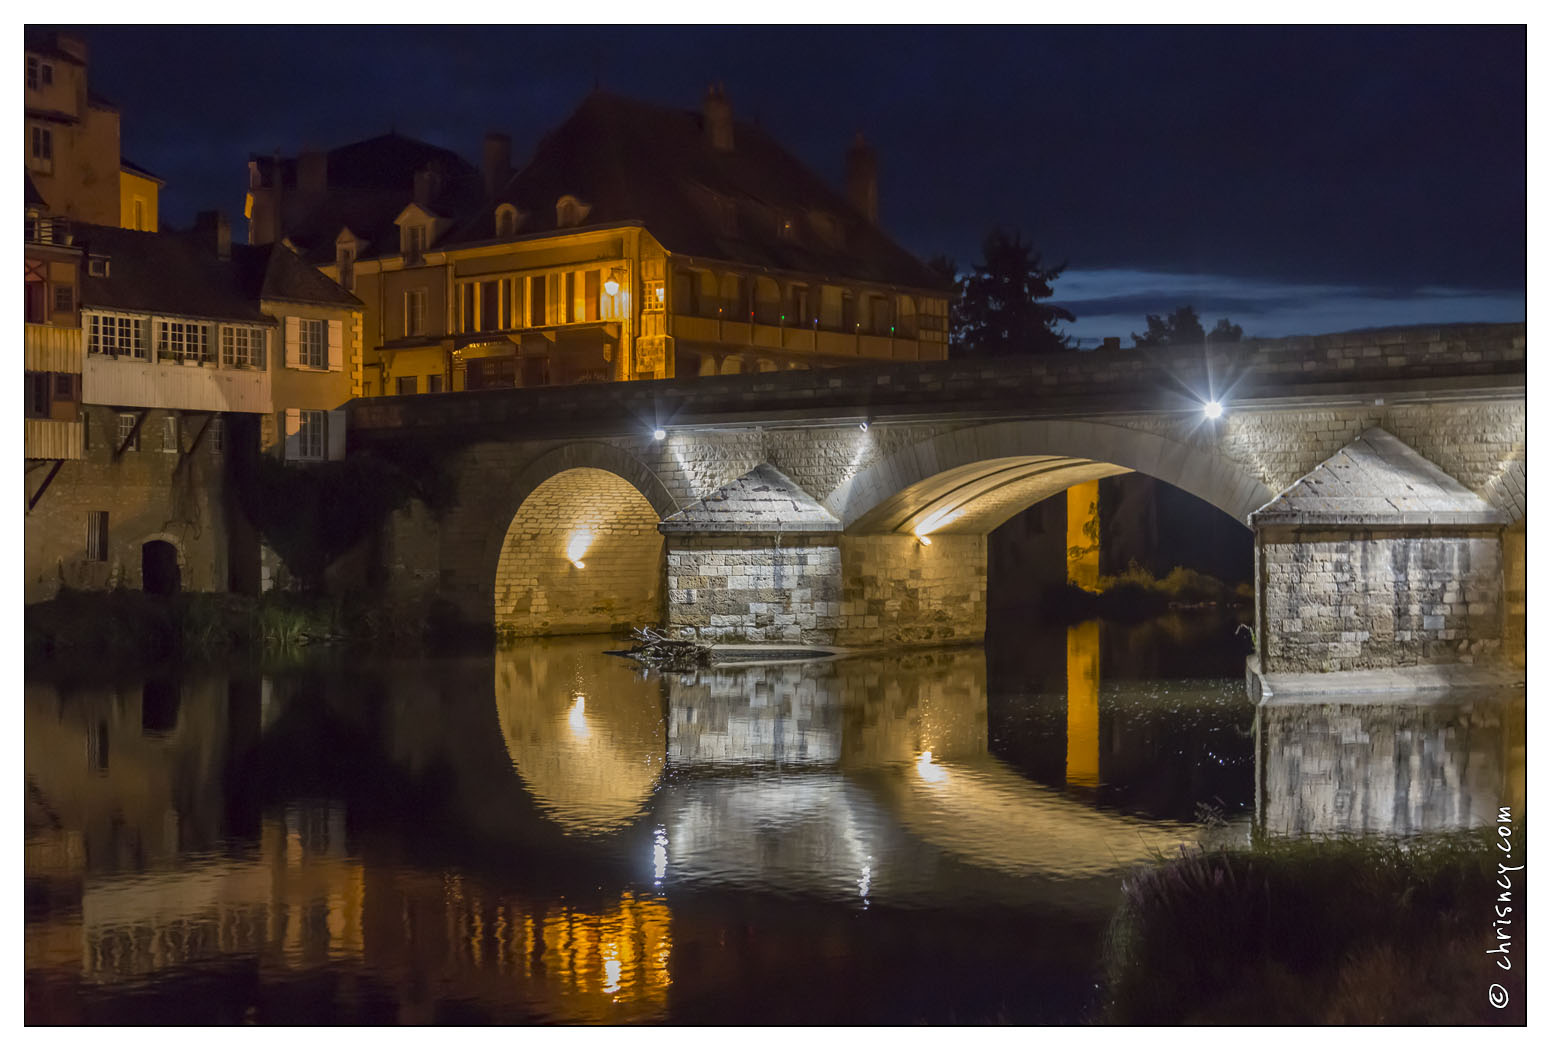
[[86, 511, 109, 562], [53, 284, 73, 314], [220, 325, 266, 369], [528, 274, 547, 326], [556, 195, 590, 228], [778, 216, 796, 241], [403, 224, 426, 264], [54, 373, 74, 399], [88, 257, 109, 277], [495, 204, 518, 237], [163, 416, 179, 454], [158, 320, 210, 365], [132, 197, 146, 232], [296, 410, 325, 461], [296, 319, 326, 368], [404, 289, 426, 337], [427, 374, 444, 394], [26, 55, 39, 89], [209, 417, 224, 454], [28, 125, 53, 173], [481, 279, 500, 331], [25, 372, 49, 418], [87, 314, 147, 359], [117, 413, 139, 451], [396, 375, 418, 395]]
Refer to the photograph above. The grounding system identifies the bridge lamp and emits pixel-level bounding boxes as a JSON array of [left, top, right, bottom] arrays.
[[1203, 400, 1224, 419], [858, 420, 869, 432], [652, 427, 667, 441], [567, 531, 592, 569], [913, 527, 932, 547]]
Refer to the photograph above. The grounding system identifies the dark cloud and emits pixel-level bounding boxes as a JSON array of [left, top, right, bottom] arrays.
[[74, 24, 1525, 329]]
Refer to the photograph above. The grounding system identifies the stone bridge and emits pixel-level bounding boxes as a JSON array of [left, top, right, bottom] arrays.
[[348, 322, 1525, 691]]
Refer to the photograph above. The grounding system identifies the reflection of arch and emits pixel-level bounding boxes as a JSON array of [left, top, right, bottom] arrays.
[[493, 644, 666, 834], [829, 420, 1272, 534], [139, 534, 183, 594]]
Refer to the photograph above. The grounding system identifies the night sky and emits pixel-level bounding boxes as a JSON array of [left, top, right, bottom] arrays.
[[74, 24, 1525, 343]]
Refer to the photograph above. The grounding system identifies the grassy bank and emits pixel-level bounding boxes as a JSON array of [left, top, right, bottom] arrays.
[[1103, 830, 1526, 1024], [25, 588, 471, 674]]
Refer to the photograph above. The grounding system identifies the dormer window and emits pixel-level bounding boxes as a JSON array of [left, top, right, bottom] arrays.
[[403, 224, 426, 264], [495, 204, 519, 238], [778, 216, 797, 241], [88, 256, 110, 278], [556, 195, 591, 228]]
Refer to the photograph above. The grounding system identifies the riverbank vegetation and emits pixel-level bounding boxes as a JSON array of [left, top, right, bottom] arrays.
[[1103, 829, 1525, 1024], [24, 588, 468, 675], [1031, 564, 1251, 622]]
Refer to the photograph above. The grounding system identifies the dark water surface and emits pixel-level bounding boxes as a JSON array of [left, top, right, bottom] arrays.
[[24, 614, 1523, 1024]]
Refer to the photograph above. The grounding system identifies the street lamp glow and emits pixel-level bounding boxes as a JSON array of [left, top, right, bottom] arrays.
[[652, 428, 666, 440], [1203, 400, 1224, 419]]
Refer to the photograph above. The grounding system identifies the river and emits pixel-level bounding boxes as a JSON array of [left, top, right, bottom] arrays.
[[23, 612, 1524, 1024]]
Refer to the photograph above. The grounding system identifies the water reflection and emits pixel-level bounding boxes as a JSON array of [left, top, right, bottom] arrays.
[[24, 615, 1529, 1024], [493, 642, 666, 836], [1257, 693, 1526, 837]]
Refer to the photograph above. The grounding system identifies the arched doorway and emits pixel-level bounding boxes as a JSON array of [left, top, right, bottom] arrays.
[[141, 540, 181, 595]]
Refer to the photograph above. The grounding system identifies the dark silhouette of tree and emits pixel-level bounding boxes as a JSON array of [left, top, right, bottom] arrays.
[[952, 228, 1074, 356], [1133, 305, 1244, 347]]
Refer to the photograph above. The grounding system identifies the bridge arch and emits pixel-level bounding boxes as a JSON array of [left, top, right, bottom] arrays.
[[483, 442, 677, 637], [827, 419, 1275, 536]]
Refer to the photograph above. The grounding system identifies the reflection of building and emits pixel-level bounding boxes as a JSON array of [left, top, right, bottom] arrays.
[[1257, 696, 1526, 836], [249, 89, 949, 396]]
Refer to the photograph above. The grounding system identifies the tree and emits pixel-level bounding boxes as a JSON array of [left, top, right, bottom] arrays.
[[1133, 305, 1243, 347], [951, 228, 1074, 357]]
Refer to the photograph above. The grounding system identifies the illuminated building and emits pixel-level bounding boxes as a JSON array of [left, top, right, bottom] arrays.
[[247, 88, 950, 395], [24, 30, 162, 232]]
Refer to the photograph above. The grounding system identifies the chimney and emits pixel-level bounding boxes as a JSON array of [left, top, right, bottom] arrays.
[[482, 132, 512, 196], [297, 149, 328, 195], [413, 164, 442, 206], [846, 131, 878, 224], [1102, 337, 1121, 352], [53, 32, 88, 64], [703, 83, 734, 152], [195, 210, 231, 260]]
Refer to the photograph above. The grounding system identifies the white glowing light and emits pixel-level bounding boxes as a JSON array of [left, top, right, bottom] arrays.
[[859, 420, 869, 432], [1203, 400, 1224, 419], [566, 531, 593, 567], [915, 531, 932, 546], [568, 696, 589, 738], [916, 749, 948, 783], [652, 428, 666, 440], [653, 826, 668, 883]]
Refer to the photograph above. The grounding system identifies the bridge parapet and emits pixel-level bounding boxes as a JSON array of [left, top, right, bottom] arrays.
[[348, 322, 1525, 443]]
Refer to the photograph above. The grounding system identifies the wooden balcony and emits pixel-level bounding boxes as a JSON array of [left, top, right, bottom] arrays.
[[82, 355, 272, 413], [25, 323, 82, 373], [25, 418, 84, 459]]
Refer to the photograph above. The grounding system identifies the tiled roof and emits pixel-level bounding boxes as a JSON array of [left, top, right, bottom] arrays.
[[447, 92, 945, 291], [1248, 427, 1506, 527], [74, 223, 359, 322]]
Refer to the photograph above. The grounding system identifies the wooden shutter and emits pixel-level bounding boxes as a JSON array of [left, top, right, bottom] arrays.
[[282, 408, 301, 462], [327, 319, 343, 372], [284, 317, 300, 368], [326, 409, 347, 461]]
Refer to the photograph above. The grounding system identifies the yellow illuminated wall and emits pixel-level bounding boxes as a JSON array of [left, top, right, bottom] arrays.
[[118, 168, 161, 232], [1066, 480, 1101, 591], [1065, 620, 1101, 788]]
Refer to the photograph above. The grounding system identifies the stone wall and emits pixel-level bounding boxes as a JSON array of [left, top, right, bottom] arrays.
[[666, 536, 841, 644], [493, 467, 663, 636], [836, 534, 987, 647], [1258, 526, 1504, 673], [25, 406, 231, 602]]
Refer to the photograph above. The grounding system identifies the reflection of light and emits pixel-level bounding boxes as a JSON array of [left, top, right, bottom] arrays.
[[568, 696, 589, 739], [858, 862, 871, 900], [603, 956, 622, 994], [653, 826, 668, 884], [914, 529, 932, 546], [916, 750, 948, 783], [566, 531, 593, 569], [911, 506, 963, 540], [1203, 400, 1223, 419]]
